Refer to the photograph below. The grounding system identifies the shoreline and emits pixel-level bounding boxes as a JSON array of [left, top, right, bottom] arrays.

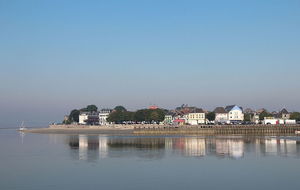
[[22, 124, 134, 134], [20, 124, 300, 135], [22, 128, 133, 134]]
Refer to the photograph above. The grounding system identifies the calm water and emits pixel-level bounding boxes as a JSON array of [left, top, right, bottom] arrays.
[[1, 129, 300, 190]]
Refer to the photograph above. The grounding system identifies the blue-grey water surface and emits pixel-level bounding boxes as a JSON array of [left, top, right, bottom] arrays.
[[1, 129, 300, 190]]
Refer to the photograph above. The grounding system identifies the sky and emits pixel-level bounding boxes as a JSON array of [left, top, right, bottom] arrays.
[[0, 0, 300, 127]]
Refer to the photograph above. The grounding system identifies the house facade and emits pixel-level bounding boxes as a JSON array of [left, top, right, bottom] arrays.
[[214, 107, 228, 123], [252, 113, 260, 124], [79, 112, 99, 125], [79, 109, 112, 125], [185, 108, 206, 125], [279, 108, 290, 119], [99, 109, 112, 125], [79, 112, 89, 125], [164, 114, 174, 125], [225, 105, 244, 122]]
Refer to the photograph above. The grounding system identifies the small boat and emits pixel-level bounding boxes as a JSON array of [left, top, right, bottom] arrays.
[[19, 121, 27, 131], [295, 131, 300, 135]]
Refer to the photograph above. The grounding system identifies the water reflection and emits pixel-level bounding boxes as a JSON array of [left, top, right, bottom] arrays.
[[65, 135, 300, 161]]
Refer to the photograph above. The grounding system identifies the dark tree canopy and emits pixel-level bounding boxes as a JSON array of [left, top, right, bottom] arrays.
[[149, 109, 165, 122], [134, 109, 165, 122], [107, 111, 134, 123], [244, 113, 253, 122], [80, 105, 98, 112], [86, 105, 98, 112], [69, 109, 80, 123], [259, 111, 273, 120], [107, 108, 165, 123], [290, 112, 300, 121], [206, 112, 216, 121], [134, 109, 148, 122], [114, 106, 127, 112]]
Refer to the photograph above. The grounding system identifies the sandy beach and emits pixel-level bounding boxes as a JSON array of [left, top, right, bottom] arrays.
[[22, 124, 134, 134], [22, 128, 134, 134]]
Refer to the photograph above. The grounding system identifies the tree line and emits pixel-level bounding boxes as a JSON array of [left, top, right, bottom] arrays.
[[63, 105, 167, 124], [107, 106, 166, 123]]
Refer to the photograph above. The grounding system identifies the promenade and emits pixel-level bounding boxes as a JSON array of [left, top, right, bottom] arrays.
[[21, 124, 300, 135], [134, 124, 300, 135]]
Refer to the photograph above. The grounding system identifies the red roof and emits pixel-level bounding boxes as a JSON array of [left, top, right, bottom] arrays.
[[149, 105, 159, 110], [174, 119, 185, 122]]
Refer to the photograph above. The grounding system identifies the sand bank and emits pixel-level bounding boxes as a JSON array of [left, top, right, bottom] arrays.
[[22, 125, 134, 134]]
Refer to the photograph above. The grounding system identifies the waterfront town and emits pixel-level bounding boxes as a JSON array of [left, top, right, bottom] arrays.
[[62, 104, 300, 127]]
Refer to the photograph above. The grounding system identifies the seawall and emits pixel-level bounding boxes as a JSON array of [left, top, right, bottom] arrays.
[[22, 124, 300, 135], [133, 124, 300, 135]]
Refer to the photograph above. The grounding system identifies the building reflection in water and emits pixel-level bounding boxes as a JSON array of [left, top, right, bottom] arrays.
[[66, 135, 300, 161], [263, 138, 299, 157], [215, 139, 244, 158]]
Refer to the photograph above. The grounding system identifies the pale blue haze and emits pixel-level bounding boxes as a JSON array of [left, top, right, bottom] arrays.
[[0, 0, 300, 126]]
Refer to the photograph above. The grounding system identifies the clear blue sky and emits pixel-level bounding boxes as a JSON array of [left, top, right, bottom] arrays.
[[0, 0, 300, 127]]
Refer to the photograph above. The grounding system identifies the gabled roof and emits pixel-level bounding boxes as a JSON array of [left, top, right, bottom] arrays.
[[165, 112, 176, 117], [256, 108, 267, 114], [244, 108, 254, 114], [190, 108, 205, 113], [214, 107, 227, 113], [280, 108, 289, 114], [225, 105, 243, 112]]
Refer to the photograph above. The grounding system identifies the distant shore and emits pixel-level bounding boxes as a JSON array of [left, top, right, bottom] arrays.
[[21, 124, 300, 135]]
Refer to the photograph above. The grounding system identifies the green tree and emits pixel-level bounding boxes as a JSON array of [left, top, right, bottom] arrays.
[[134, 109, 165, 122], [259, 111, 273, 120], [63, 119, 71, 125], [206, 112, 216, 121], [114, 106, 127, 112], [107, 107, 134, 123], [69, 109, 80, 122], [149, 110, 165, 122], [134, 109, 148, 122], [108, 108, 166, 123], [107, 111, 123, 123], [244, 113, 253, 122], [86, 105, 98, 112], [124, 111, 134, 121], [290, 112, 300, 121]]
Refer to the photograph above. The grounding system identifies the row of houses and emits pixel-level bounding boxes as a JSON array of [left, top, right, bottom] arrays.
[[164, 105, 245, 125], [164, 105, 295, 125]]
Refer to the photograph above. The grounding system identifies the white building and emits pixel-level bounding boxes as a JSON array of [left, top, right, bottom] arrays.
[[214, 107, 228, 124], [252, 113, 260, 124], [99, 109, 112, 125], [225, 105, 244, 122], [263, 117, 296, 125], [79, 112, 89, 125], [163, 114, 174, 125], [185, 108, 206, 125]]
